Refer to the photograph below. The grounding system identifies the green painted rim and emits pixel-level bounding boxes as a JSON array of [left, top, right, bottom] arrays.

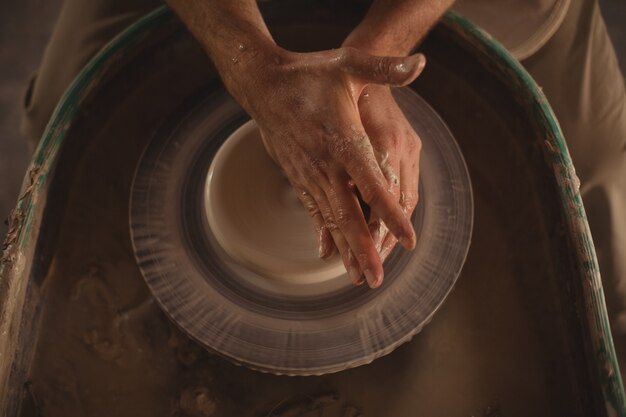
[[7, 7, 170, 255], [3, 5, 624, 414], [444, 10, 626, 414]]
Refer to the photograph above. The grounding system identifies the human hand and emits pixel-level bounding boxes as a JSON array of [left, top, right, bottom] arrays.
[[225, 45, 425, 287], [358, 84, 422, 274]]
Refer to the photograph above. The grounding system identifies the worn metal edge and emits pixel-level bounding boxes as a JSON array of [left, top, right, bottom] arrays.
[[0, 6, 172, 415], [443, 10, 626, 415]]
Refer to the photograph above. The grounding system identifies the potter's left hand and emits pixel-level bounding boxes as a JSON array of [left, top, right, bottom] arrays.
[[357, 84, 421, 268]]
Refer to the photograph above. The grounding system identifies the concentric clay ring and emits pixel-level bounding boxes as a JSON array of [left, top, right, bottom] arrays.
[[130, 86, 473, 375]]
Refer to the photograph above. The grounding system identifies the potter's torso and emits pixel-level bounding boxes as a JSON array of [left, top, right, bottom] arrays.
[[453, 0, 570, 59]]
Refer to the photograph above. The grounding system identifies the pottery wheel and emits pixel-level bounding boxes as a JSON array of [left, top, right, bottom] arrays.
[[130, 86, 473, 375]]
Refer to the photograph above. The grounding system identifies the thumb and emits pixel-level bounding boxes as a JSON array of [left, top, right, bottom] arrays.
[[339, 48, 426, 86]]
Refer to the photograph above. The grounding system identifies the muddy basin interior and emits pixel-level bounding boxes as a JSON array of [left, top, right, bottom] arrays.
[[1, 3, 621, 417]]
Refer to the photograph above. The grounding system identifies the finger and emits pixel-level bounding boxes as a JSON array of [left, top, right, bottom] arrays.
[[372, 148, 419, 264], [380, 233, 399, 264], [328, 227, 362, 285], [324, 194, 366, 285], [295, 188, 335, 259], [317, 195, 364, 285], [368, 217, 399, 264], [399, 141, 421, 217], [319, 225, 335, 259], [288, 155, 340, 260], [347, 248, 366, 286], [375, 154, 400, 262], [339, 48, 426, 86], [329, 132, 416, 250], [368, 218, 387, 254], [303, 184, 364, 286], [325, 171, 384, 288]]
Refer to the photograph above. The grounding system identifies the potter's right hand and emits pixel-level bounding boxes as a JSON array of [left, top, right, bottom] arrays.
[[223, 45, 424, 286]]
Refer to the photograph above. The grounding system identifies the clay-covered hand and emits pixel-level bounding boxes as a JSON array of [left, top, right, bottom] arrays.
[[358, 84, 422, 276], [226, 46, 425, 287]]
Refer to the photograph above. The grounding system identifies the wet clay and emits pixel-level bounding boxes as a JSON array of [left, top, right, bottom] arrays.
[[18, 8, 599, 417]]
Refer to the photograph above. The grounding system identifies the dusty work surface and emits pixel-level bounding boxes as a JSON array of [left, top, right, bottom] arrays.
[[19, 8, 598, 417]]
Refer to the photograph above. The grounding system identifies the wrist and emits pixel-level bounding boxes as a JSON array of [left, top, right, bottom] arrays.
[[219, 42, 288, 114], [230, 38, 284, 72]]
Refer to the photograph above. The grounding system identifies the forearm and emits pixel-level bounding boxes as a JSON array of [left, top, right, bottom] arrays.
[[165, 0, 280, 106], [343, 0, 454, 55], [164, 0, 427, 285]]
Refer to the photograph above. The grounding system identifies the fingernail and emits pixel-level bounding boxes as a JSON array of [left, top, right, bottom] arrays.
[[319, 239, 331, 259], [319, 245, 334, 259], [399, 232, 416, 250], [393, 54, 426, 86], [405, 53, 426, 74], [318, 227, 333, 259], [348, 265, 362, 284], [364, 269, 381, 288]]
